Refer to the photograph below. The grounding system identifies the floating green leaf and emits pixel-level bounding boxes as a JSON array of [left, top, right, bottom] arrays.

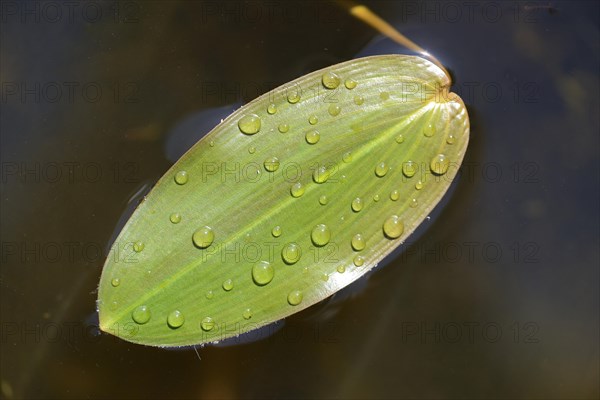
[[98, 55, 470, 347]]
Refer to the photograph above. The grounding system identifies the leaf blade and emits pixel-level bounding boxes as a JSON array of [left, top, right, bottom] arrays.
[[98, 55, 469, 347]]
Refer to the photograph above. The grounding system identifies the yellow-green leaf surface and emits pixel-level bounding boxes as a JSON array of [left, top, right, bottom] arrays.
[[98, 55, 470, 347]]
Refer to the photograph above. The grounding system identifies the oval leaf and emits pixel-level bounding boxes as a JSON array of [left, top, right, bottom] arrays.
[[98, 55, 470, 347]]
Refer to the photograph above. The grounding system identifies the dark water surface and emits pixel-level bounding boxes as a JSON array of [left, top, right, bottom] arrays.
[[1, 1, 598, 398]]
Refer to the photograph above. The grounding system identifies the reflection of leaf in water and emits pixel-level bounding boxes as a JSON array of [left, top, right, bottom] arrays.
[[97, 55, 470, 347]]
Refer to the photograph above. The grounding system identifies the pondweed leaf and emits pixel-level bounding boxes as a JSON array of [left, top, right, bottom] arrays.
[[98, 55, 470, 347]]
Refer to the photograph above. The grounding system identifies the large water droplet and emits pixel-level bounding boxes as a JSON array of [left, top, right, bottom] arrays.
[[313, 166, 330, 183], [402, 161, 417, 178], [222, 279, 234, 291], [174, 170, 188, 185], [375, 162, 389, 177], [383, 215, 404, 239], [132, 305, 151, 324], [430, 154, 449, 175], [305, 130, 320, 144], [238, 114, 261, 135], [308, 115, 319, 125], [272, 225, 282, 237], [282, 243, 301, 264], [278, 124, 289, 133], [201, 316, 215, 331], [264, 156, 280, 172], [169, 213, 181, 224], [111, 278, 120, 287], [351, 234, 366, 251], [322, 71, 341, 89], [193, 226, 214, 249], [345, 79, 357, 89], [290, 182, 305, 198], [287, 290, 303, 306], [311, 224, 331, 247], [167, 310, 184, 329], [252, 261, 274, 286], [351, 197, 363, 212]]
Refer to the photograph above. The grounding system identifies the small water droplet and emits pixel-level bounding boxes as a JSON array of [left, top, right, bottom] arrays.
[[282, 243, 301, 264], [337, 265, 346, 273], [287, 90, 300, 103], [446, 134, 455, 144], [313, 166, 330, 183], [430, 154, 449, 175], [205, 290, 214, 299], [328, 104, 341, 116], [415, 180, 424, 190], [354, 255, 365, 267], [305, 130, 320, 144], [267, 103, 277, 114], [111, 278, 120, 287], [410, 198, 418, 208], [380, 92, 390, 100], [174, 170, 188, 185], [264, 156, 280, 172], [395, 134, 404, 143], [373, 194, 380, 202], [290, 182, 305, 198], [351, 197, 363, 212], [375, 162, 389, 177], [248, 146, 256, 154], [424, 123, 435, 137], [222, 279, 234, 291], [209, 140, 215, 147], [169, 213, 181, 224], [287, 290, 303, 306], [201, 316, 215, 331], [351, 234, 366, 251], [344, 79, 357, 89], [354, 95, 364, 105], [311, 224, 331, 247], [321, 273, 329, 281], [252, 261, 274, 286], [278, 124, 289, 133], [322, 71, 341, 89], [272, 225, 282, 237], [390, 190, 399, 201], [383, 215, 404, 239], [308, 115, 318, 125], [133, 241, 144, 253], [319, 195, 328, 205], [132, 305, 151, 324], [402, 161, 417, 178], [342, 152, 352, 163], [193, 226, 214, 249], [167, 310, 185, 329], [238, 114, 261, 135], [243, 308, 253, 320]]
